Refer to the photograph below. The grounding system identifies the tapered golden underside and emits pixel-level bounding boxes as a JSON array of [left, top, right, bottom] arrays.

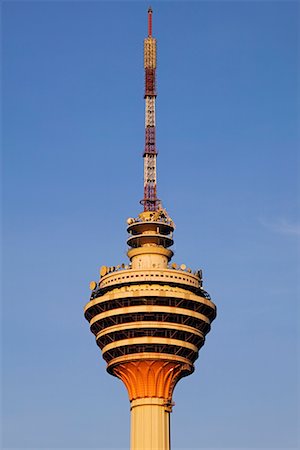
[[113, 360, 192, 403]]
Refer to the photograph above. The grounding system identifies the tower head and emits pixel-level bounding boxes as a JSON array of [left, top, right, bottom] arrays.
[[84, 8, 216, 449]]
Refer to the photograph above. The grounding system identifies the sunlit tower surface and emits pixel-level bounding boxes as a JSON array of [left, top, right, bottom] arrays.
[[84, 8, 216, 450]]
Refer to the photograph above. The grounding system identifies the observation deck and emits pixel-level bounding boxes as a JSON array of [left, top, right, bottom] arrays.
[[85, 209, 216, 397]]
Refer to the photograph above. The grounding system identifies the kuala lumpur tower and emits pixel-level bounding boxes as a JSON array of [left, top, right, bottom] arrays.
[[84, 8, 216, 450]]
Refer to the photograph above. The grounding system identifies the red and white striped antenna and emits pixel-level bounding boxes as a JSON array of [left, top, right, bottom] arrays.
[[141, 7, 159, 211]]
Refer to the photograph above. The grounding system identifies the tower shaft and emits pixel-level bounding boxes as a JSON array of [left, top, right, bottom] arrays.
[[143, 7, 158, 211], [131, 398, 170, 450]]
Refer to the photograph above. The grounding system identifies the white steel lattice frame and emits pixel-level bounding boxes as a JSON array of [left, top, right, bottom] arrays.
[[142, 22, 159, 211]]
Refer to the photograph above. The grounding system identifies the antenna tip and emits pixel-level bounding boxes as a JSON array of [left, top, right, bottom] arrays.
[[147, 6, 153, 36]]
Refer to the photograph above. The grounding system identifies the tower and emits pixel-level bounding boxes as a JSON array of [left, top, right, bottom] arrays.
[[84, 8, 216, 450]]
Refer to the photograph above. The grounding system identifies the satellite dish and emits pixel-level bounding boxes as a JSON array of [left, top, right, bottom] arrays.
[[180, 264, 186, 271], [100, 266, 108, 277], [89, 281, 97, 290], [171, 263, 177, 269]]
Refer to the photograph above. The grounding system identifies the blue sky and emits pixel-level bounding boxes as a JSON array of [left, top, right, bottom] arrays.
[[2, 1, 299, 449]]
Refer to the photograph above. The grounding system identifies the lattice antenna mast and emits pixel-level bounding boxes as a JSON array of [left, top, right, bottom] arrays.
[[142, 7, 159, 211]]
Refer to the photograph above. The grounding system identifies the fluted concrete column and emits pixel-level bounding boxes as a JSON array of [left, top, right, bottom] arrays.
[[130, 398, 171, 450], [112, 359, 192, 450]]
